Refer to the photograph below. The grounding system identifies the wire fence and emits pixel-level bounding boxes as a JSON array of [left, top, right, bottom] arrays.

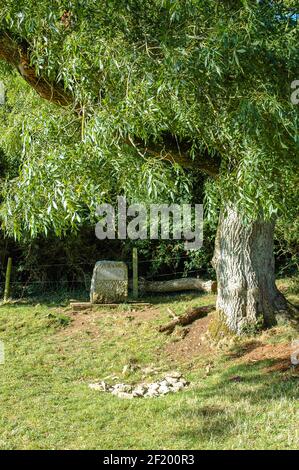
[[0, 269, 202, 285], [3, 254, 195, 269], [0, 255, 206, 292]]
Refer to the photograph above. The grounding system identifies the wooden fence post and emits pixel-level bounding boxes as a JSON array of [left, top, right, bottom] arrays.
[[132, 248, 138, 299], [4, 257, 12, 302]]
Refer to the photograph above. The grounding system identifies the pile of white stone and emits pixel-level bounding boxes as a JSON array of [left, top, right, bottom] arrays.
[[89, 371, 188, 399]]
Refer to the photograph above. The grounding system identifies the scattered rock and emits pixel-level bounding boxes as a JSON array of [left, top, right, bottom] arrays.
[[89, 371, 189, 399], [111, 383, 133, 394], [132, 385, 147, 397], [171, 381, 185, 392], [158, 383, 170, 395], [89, 381, 109, 392]]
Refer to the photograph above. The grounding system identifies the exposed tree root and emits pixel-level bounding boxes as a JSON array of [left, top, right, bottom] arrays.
[[158, 305, 215, 334]]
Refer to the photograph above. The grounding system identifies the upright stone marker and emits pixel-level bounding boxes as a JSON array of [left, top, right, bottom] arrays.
[[90, 261, 128, 304]]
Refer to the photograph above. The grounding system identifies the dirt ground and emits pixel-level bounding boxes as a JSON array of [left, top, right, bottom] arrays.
[[164, 314, 214, 362], [57, 303, 299, 378]]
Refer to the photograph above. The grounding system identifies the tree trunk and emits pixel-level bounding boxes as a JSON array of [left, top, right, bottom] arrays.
[[212, 207, 288, 334]]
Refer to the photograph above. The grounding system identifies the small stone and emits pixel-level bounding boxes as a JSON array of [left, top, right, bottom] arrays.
[[132, 385, 147, 397], [165, 371, 182, 379], [165, 376, 180, 385], [145, 390, 159, 398], [159, 380, 169, 387], [148, 383, 160, 391], [89, 381, 109, 392], [180, 378, 188, 386], [145, 384, 160, 397], [112, 383, 133, 394], [170, 381, 185, 392], [158, 384, 170, 395]]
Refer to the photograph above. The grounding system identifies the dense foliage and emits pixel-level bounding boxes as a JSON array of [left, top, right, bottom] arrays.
[[0, 0, 298, 233], [0, 1, 298, 293]]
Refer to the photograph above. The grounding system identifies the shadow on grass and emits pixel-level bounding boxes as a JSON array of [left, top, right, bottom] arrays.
[[143, 291, 212, 305], [203, 360, 299, 402], [171, 357, 298, 445], [227, 340, 263, 359], [0, 290, 213, 309]]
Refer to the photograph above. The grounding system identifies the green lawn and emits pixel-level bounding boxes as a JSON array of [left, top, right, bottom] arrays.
[[0, 281, 298, 450]]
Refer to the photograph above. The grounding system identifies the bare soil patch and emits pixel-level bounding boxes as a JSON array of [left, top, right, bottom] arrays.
[[165, 314, 215, 363], [231, 340, 299, 375], [57, 305, 162, 338]]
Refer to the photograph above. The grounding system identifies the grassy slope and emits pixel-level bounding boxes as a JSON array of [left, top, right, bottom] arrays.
[[0, 280, 298, 450]]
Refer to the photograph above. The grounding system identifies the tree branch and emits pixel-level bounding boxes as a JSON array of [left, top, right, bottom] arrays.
[[0, 32, 72, 107], [132, 137, 220, 176], [0, 31, 220, 176]]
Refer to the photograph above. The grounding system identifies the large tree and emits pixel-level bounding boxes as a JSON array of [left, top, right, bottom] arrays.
[[0, 0, 298, 333]]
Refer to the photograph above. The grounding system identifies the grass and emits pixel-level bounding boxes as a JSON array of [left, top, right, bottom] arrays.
[[0, 280, 298, 450]]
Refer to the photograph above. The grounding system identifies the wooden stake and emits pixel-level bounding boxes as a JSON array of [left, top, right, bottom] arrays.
[[132, 248, 138, 299], [4, 257, 12, 302]]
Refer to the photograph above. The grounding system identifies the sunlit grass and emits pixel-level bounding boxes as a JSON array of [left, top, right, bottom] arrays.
[[0, 282, 298, 450]]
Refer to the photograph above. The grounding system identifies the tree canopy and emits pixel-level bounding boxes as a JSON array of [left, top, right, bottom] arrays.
[[0, 0, 298, 237]]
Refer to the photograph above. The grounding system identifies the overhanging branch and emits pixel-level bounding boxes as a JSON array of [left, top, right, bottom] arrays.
[[134, 139, 220, 177], [0, 31, 72, 106], [0, 30, 220, 176]]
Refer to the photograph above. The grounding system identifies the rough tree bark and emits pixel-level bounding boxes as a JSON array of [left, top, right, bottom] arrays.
[[212, 207, 289, 334]]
